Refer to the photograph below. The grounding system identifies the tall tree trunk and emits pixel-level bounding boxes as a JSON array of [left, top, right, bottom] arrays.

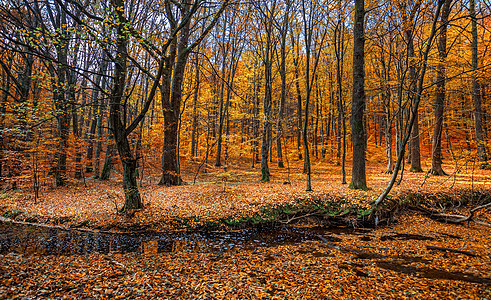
[[350, 0, 367, 190], [94, 85, 108, 178], [385, 95, 394, 173], [43, 2, 71, 186], [204, 105, 211, 173], [300, 0, 326, 190], [261, 22, 273, 182], [110, 0, 142, 211], [215, 22, 229, 167], [276, 3, 290, 168], [53, 64, 70, 186], [100, 133, 114, 180], [314, 86, 320, 159], [190, 52, 200, 158], [302, 16, 312, 189], [159, 6, 192, 186], [407, 33, 423, 173], [334, 6, 347, 183], [0, 54, 14, 179], [86, 57, 108, 172], [252, 75, 260, 167], [430, 0, 452, 175], [216, 44, 241, 167], [471, 0, 488, 165], [291, 33, 303, 160]]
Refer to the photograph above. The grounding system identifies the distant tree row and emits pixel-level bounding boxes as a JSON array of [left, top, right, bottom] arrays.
[[0, 0, 489, 209]]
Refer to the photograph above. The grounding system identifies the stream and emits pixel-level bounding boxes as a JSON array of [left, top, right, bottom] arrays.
[[1, 220, 490, 285], [0, 221, 350, 255]]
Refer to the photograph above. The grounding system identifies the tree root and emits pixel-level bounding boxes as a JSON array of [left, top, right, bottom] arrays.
[[411, 201, 491, 227]]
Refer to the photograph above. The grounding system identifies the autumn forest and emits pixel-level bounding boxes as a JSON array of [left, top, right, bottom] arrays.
[[0, 0, 491, 298]]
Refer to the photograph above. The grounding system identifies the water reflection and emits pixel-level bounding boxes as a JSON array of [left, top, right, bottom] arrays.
[[0, 222, 343, 256]]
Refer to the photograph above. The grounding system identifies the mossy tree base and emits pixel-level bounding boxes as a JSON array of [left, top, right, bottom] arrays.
[[409, 167, 424, 173], [120, 159, 143, 213], [158, 173, 182, 186], [430, 168, 447, 176], [348, 181, 369, 191], [261, 169, 270, 182]]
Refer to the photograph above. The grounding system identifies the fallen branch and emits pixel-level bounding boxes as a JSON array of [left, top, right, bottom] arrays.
[[278, 212, 318, 224], [473, 220, 491, 228], [411, 200, 491, 227], [470, 201, 491, 214], [426, 245, 477, 257]]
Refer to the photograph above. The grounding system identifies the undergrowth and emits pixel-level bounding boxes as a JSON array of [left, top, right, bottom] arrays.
[[172, 189, 491, 231], [2, 189, 490, 232]]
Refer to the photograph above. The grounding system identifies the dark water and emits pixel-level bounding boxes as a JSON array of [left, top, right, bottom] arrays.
[[1, 221, 490, 285], [0, 222, 351, 255]]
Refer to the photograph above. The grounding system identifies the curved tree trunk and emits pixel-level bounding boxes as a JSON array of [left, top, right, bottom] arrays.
[[374, 1, 444, 206]]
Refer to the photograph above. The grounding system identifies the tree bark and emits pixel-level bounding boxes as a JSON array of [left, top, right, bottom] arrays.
[[276, 2, 290, 168], [159, 5, 191, 186], [350, 0, 367, 190], [334, 3, 347, 183], [430, 0, 452, 175], [52, 9, 70, 187], [190, 52, 200, 158], [100, 138, 114, 181], [86, 57, 108, 172], [291, 32, 303, 161], [384, 88, 394, 173], [260, 19, 273, 182], [407, 30, 423, 173], [109, 0, 142, 211], [470, 0, 488, 165], [215, 18, 229, 167]]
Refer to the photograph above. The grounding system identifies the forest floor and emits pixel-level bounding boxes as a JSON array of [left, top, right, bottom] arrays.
[[0, 159, 490, 231], [1, 160, 491, 299]]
